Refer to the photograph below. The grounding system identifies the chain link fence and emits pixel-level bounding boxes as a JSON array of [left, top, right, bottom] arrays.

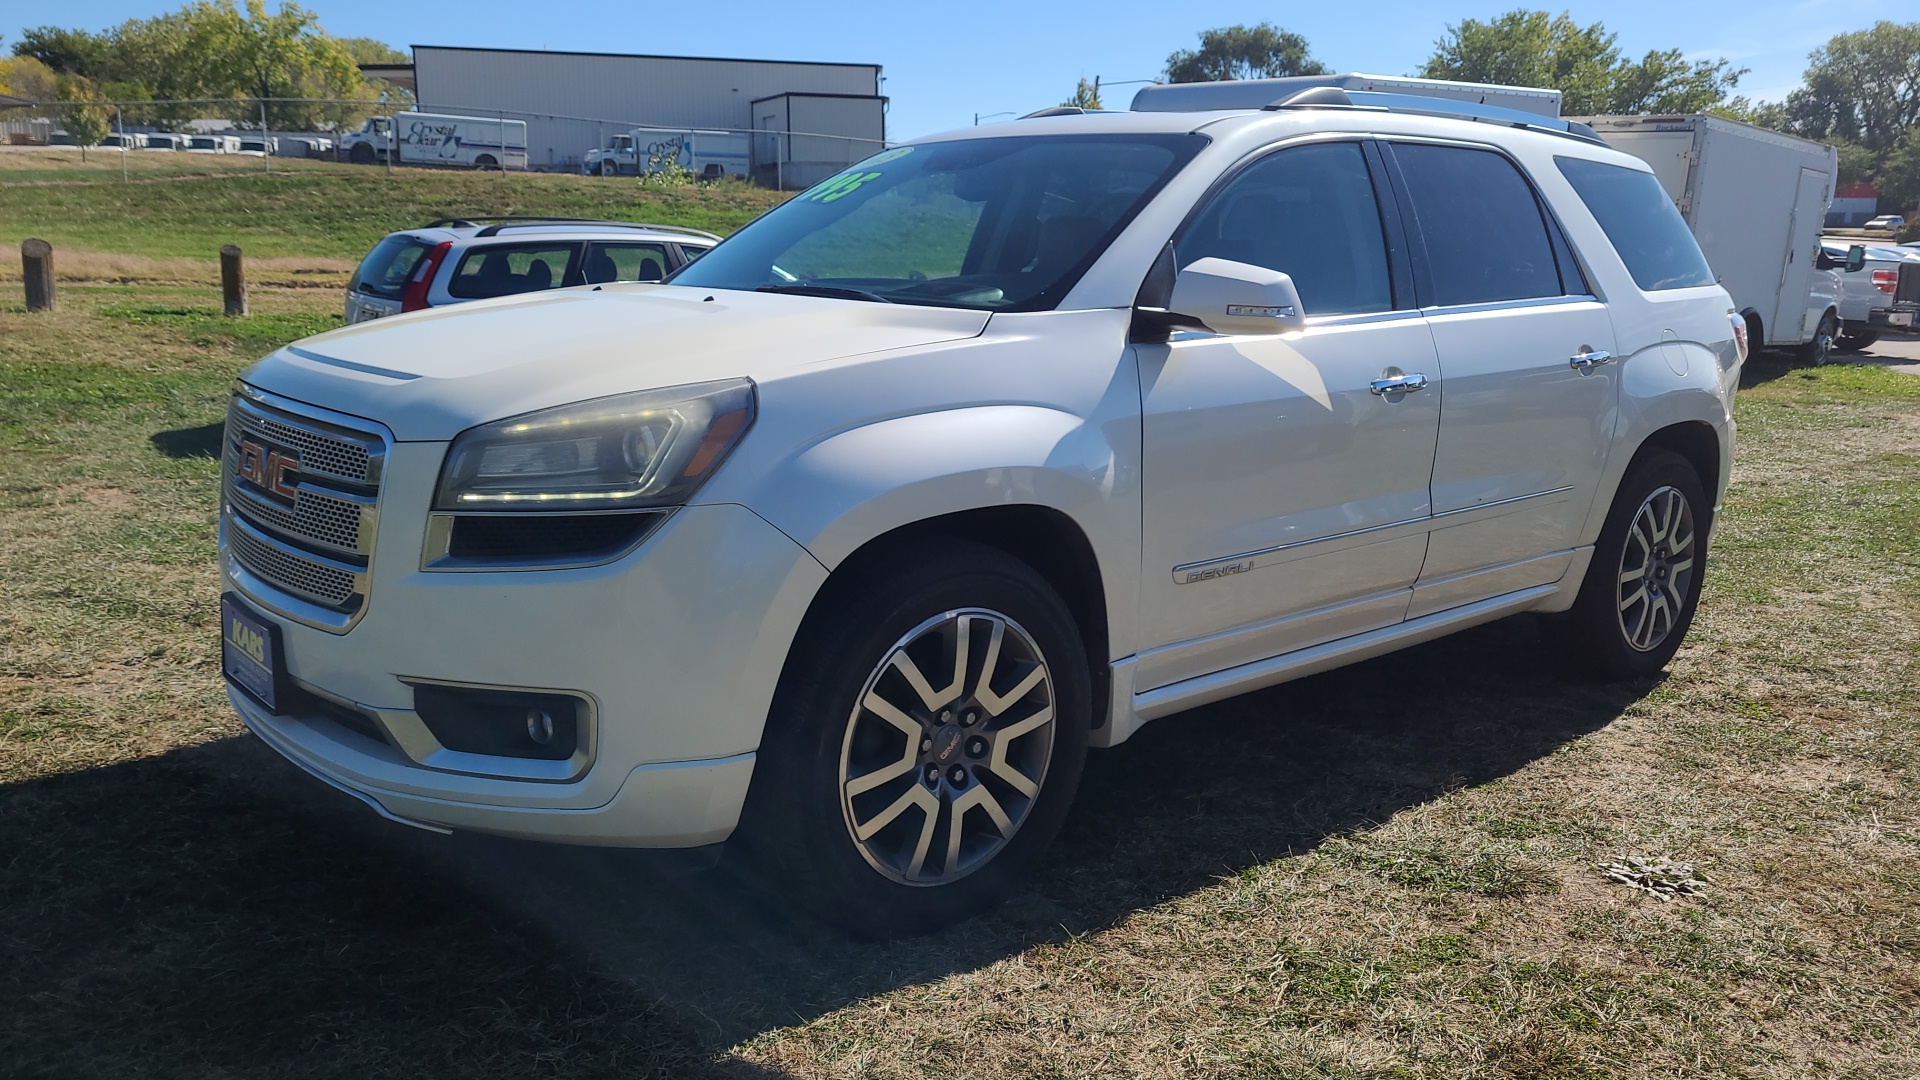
[[0, 95, 887, 189]]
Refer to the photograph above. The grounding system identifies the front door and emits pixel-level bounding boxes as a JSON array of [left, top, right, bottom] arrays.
[[1382, 141, 1619, 616], [1136, 140, 1440, 690]]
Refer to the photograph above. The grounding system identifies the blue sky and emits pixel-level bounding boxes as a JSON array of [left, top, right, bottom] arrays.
[[10, 0, 1887, 140]]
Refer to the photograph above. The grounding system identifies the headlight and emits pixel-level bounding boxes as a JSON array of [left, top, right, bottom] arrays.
[[435, 379, 755, 511]]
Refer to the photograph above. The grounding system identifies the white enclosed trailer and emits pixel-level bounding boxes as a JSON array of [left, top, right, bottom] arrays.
[[1575, 115, 1841, 352], [1131, 71, 1563, 117]]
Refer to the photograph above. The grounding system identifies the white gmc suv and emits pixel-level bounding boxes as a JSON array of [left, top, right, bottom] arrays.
[[220, 77, 1744, 934]]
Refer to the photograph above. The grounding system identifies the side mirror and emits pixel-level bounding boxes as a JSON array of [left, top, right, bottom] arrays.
[[1846, 244, 1867, 273], [1166, 257, 1306, 335]]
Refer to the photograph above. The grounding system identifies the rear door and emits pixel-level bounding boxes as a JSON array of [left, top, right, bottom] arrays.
[[1382, 140, 1619, 617], [1135, 140, 1440, 689], [1772, 168, 1830, 342]]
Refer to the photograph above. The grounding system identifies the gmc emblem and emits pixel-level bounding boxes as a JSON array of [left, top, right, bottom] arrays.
[[236, 438, 300, 502]]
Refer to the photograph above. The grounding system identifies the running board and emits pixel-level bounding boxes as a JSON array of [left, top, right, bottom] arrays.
[[1110, 583, 1560, 742]]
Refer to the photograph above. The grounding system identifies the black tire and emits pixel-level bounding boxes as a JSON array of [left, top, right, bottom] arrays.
[[1566, 449, 1710, 681], [1800, 311, 1838, 366], [348, 142, 375, 165], [599, 161, 617, 177], [474, 154, 498, 171], [734, 538, 1091, 937], [1835, 325, 1879, 353]]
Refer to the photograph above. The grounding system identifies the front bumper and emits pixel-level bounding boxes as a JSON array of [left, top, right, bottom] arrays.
[[222, 451, 830, 845]]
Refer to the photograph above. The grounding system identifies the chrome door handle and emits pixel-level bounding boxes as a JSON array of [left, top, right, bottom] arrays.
[[1569, 349, 1614, 372], [1369, 373, 1429, 396]]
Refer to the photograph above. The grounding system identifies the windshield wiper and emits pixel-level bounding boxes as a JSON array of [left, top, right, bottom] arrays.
[[755, 284, 895, 304]]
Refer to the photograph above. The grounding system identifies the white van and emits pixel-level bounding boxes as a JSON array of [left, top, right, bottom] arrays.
[[342, 112, 528, 170]]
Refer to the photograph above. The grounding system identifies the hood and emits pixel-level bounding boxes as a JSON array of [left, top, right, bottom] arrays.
[[243, 284, 991, 440]]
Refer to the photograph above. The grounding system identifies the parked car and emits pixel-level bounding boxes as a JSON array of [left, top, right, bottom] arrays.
[[100, 132, 148, 150], [236, 136, 278, 156], [1820, 238, 1920, 350], [1864, 214, 1906, 233], [143, 133, 185, 151], [221, 75, 1743, 934], [343, 219, 719, 324]]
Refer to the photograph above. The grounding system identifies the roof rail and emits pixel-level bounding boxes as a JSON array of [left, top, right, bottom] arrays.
[[1259, 85, 1607, 146], [1022, 106, 1087, 119], [421, 216, 722, 241]]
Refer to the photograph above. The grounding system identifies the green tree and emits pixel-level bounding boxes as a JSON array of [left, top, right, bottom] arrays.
[[1609, 48, 1746, 114], [336, 37, 408, 65], [192, 0, 380, 130], [56, 74, 111, 157], [11, 26, 111, 78], [17, 3, 384, 132], [1422, 10, 1619, 113], [1166, 23, 1328, 83], [1782, 22, 1920, 153], [1422, 10, 1743, 116], [1062, 77, 1102, 110], [1880, 129, 1920, 213], [0, 54, 59, 102]]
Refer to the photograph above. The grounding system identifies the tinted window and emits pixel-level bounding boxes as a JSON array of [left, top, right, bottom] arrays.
[[349, 235, 432, 299], [448, 245, 576, 299], [583, 243, 672, 284], [1178, 142, 1393, 316], [671, 135, 1206, 311], [1391, 144, 1563, 306], [1556, 157, 1715, 291]]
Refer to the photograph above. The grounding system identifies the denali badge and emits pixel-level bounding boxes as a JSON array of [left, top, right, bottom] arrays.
[[1180, 558, 1255, 584], [236, 438, 301, 502]]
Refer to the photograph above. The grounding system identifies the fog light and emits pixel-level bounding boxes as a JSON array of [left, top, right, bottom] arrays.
[[526, 708, 555, 746]]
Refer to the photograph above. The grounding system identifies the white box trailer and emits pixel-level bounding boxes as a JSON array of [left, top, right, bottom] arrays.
[[1131, 71, 1562, 117], [341, 111, 528, 170], [1575, 115, 1841, 350]]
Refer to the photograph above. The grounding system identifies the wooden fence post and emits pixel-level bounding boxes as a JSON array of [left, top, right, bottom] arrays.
[[22, 239, 55, 313], [220, 244, 248, 317]]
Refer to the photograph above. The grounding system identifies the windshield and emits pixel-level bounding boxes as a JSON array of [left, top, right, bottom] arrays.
[[671, 134, 1206, 311]]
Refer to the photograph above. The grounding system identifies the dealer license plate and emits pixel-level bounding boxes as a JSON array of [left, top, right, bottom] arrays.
[[221, 593, 284, 711]]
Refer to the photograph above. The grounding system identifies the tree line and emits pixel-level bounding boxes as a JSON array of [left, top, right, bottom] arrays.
[[0, 0, 406, 135], [1068, 13, 1920, 212]]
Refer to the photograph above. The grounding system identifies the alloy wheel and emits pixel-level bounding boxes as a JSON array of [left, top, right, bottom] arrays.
[[838, 608, 1056, 886], [1617, 485, 1697, 653]]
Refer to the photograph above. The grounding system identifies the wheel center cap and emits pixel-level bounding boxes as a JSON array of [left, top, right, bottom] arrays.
[[932, 725, 965, 764]]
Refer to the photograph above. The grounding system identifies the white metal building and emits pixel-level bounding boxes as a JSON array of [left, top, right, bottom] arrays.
[[409, 45, 886, 182]]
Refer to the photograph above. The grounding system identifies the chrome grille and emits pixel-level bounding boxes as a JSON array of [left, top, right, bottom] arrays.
[[223, 476, 369, 555], [226, 515, 360, 608], [221, 390, 386, 628]]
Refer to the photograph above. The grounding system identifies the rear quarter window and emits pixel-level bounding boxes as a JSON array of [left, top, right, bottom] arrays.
[[349, 235, 432, 299], [447, 245, 576, 299], [1555, 157, 1716, 292]]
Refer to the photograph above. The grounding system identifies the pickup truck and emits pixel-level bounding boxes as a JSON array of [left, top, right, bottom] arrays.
[[1821, 238, 1920, 350]]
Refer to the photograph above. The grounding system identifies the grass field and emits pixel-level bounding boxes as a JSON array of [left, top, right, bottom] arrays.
[[3, 150, 1918, 1078]]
